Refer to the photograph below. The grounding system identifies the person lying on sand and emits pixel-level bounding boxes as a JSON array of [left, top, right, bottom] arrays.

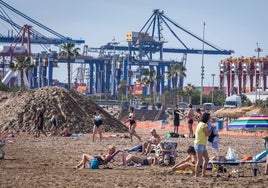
[[75, 145, 116, 169], [59, 123, 72, 137], [169, 146, 197, 172], [123, 154, 161, 166]]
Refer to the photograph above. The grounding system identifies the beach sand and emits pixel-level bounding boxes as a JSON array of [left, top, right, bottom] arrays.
[[1, 121, 268, 188]]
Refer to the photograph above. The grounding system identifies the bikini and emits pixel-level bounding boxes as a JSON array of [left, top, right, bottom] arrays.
[[129, 113, 136, 126], [142, 158, 154, 165], [94, 114, 102, 127]]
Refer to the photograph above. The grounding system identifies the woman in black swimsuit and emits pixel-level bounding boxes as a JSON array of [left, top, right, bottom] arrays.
[[125, 107, 141, 142], [92, 109, 105, 142]]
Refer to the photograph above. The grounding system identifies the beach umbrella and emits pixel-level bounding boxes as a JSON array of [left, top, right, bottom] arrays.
[[227, 114, 268, 172], [227, 115, 268, 131]]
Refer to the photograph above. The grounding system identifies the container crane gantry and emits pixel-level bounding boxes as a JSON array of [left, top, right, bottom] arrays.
[[0, 0, 84, 45]]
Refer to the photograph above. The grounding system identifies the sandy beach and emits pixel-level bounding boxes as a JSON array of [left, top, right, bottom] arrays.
[[1, 121, 268, 188]]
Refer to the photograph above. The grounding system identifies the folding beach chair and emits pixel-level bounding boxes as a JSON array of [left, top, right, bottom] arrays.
[[155, 140, 177, 165], [101, 149, 127, 168], [209, 150, 268, 177]]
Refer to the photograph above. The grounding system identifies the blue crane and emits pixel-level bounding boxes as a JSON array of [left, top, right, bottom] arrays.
[[91, 9, 233, 60], [0, 0, 84, 45]]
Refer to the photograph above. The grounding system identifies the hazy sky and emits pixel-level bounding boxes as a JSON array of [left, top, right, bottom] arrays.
[[1, 0, 268, 87]]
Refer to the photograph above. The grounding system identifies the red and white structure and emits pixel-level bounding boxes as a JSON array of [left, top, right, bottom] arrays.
[[219, 56, 268, 96]]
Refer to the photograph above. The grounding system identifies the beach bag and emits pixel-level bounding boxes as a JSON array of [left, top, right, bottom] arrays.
[[163, 154, 171, 166], [90, 158, 99, 169], [226, 147, 238, 161]]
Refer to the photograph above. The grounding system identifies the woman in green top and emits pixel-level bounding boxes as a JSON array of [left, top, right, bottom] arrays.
[[194, 112, 211, 177]]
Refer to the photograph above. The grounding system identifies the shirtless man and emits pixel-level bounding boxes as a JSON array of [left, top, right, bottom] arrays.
[[186, 104, 195, 138], [140, 129, 161, 156]]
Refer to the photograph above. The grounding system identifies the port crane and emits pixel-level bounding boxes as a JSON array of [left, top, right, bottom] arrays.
[[0, 0, 84, 45], [0, 1, 233, 96], [88, 9, 233, 94], [91, 9, 233, 60], [0, 0, 84, 87]]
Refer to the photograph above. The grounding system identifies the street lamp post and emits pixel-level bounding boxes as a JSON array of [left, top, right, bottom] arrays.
[[211, 73, 215, 103], [200, 22, 205, 106], [100, 70, 104, 102], [111, 38, 119, 96], [255, 42, 263, 106]]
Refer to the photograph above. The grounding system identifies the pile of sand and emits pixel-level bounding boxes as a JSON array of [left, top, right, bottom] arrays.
[[0, 86, 128, 134]]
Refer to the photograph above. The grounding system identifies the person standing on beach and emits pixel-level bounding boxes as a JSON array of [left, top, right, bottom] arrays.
[[186, 104, 195, 138], [35, 108, 47, 137], [194, 112, 211, 177], [49, 109, 57, 136], [92, 109, 105, 142], [195, 108, 202, 123], [173, 105, 180, 134], [125, 106, 141, 142]]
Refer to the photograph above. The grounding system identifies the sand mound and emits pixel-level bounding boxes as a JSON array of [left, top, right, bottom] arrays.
[[0, 86, 128, 133]]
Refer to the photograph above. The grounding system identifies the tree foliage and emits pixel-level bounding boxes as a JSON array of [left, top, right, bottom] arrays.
[[9, 56, 35, 91], [58, 43, 80, 89]]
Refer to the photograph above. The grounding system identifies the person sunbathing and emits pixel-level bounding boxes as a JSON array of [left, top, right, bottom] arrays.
[[140, 129, 161, 156], [60, 123, 72, 137], [124, 154, 160, 166], [75, 145, 116, 169], [169, 146, 197, 172]]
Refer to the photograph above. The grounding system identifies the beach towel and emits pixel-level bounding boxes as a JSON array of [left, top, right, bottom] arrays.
[[207, 122, 219, 151], [128, 145, 142, 153]]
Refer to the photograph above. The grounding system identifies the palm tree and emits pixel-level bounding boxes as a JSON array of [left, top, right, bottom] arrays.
[[141, 68, 156, 103], [58, 43, 80, 89], [166, 63, 187, 89], [118, 80, 128, 102], [166, 63, 187, 104], [9, 56, 35, 91], [184, 83, 195, 104]]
